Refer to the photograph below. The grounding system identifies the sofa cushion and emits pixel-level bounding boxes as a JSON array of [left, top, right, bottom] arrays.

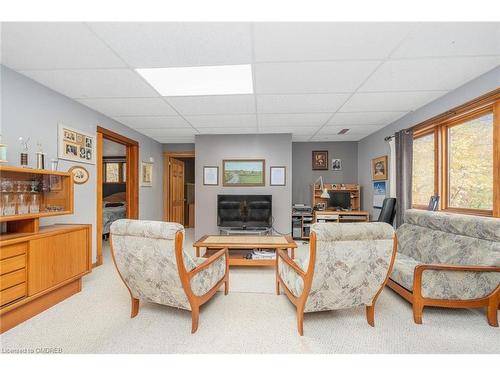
[[404, 209, 500, 242], [397, 223, 500, 266], [391, 252, 500, 300], [390, 252, 421, 291]]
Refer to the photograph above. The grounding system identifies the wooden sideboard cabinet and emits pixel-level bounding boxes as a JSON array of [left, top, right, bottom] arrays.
[[0, 166, 92, 333]]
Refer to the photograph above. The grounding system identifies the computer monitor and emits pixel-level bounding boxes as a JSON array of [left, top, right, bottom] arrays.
[[328, 191, 351, 210]]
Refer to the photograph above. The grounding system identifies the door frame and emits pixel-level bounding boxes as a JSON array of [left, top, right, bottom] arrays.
[[95, 126, 139, 267], [163, 151, 195, 222]]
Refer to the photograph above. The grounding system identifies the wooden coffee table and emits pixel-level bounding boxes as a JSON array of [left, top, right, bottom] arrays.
[[193, 235, 297, 267]]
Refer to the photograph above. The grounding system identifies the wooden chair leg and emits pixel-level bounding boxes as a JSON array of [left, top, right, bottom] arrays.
[[131, 297, 139, 318], [487, 296, 499, 327], [366, 305, 375, 327], [191, 305, 200, 334], [224, 277, 229, 295], [276, 277, 280, 295], [413, 301, 424, 324], [297, 306, 304, 336]]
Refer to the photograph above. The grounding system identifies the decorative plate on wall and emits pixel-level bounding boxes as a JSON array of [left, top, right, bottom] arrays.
[[69, 165, 90, 184]]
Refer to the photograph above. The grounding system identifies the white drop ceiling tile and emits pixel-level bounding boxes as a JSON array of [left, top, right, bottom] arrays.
[[260, 126, 317, 135], [2, 22, 126, 70], [139, 127, 197, 138], [360, 57, 500, 92], [20, 69, 159, 98], [311, 133, 365, 141], [253, 22, 416, 62], [258, 113, 331, 127], [256, 93, 349, 113], [254, 61, 379, 94], [319, 124, 386, 135], [77, 98, 177, 116], [198, 127, 258, 134], [392, 23, 500, 58], [328, 111, 408, 126], [341, 91, 447, 112], [113, 116, 189, 129], [157, 136, 195, 143], [88, 22, 252, 68], [184, 114, 257, 128], [167, 95, 255, 115], [291, 135, 312, 142]]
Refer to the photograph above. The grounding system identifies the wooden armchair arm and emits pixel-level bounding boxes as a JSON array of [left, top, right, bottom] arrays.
[[277, 249, 306, 278], [188, 248, 229, 280], [413, 263, 500, 297]]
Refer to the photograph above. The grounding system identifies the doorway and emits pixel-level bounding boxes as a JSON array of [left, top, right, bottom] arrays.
[[164, 151, 195, 228], [95, 126, 139, 267]]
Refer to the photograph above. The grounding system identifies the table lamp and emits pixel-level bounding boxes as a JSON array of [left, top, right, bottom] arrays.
[[314, 176, 330, 199]]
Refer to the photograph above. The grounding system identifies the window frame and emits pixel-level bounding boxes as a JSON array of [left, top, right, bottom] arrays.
[[440, 106, 494, 217], [411, 91, 499, 218], [412, 127, 439, 210]]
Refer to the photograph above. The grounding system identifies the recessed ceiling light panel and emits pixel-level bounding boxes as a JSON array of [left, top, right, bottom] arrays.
[[136, 64, 254, 96]]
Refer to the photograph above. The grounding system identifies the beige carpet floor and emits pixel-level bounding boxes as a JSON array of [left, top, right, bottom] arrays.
[[1, 229, 499, 354]]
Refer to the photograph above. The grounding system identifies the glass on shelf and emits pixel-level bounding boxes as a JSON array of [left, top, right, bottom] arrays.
[[29, 193, 40, 213], [1, 193, 16, 216], [17, 193, 30, 214], [1, 178, 14, 193]]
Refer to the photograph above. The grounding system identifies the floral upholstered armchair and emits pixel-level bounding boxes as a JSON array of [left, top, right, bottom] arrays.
[[110, 219, 229, 333], [276, 222, 397, 335], [388, 209, 500, 326]]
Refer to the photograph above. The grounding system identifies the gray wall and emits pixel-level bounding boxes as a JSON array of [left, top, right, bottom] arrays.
[[292, 141, 358, 205], [1, 65, 164, 261], [163, 143, 195, 152], [195, 134, 292, 238], [358, 66, 500, 218]]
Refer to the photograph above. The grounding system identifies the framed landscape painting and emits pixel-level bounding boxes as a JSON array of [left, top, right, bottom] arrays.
[[222, 159, 265, 186]]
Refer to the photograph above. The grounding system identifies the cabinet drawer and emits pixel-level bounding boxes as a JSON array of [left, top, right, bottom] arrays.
[[0, 242, 28, 260], [0, 282, 26, 306], [0, 269, 26, 291], [0, 254, 27, 276]]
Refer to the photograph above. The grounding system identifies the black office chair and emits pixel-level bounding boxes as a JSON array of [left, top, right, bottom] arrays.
[[377, 198, 396, 225]]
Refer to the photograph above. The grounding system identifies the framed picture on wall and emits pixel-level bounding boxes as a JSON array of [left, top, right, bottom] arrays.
[[312, 150, 328, 170], [141, 161, 153, 187], [372, 155, 388, 181], [203, 166, 219, 186], [331, 158, 342, 171], [222, 159, 265, 186], [270, 166, 286, 186], [58, 123, 96, 165]]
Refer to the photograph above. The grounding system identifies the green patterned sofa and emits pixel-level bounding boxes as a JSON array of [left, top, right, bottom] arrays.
[[110, 219, 229, 333], [388, 209, 500, 326]]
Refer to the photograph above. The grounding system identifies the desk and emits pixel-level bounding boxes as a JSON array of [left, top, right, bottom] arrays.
[[314, 210, 370, 223]]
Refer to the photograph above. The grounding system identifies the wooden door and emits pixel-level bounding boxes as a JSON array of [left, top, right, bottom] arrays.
[[169, 158, 185, 225]]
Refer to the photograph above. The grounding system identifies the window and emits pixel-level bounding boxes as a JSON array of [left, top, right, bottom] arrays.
[[411, 92, 499, 217], [104, 160, 126, 183], [447, 113, 493, 211], [412, 131, 437, 207]]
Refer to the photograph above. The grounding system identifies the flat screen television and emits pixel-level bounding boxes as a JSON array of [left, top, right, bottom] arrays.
[[217, 194, 272, 229], [328, 191, 351, 210]]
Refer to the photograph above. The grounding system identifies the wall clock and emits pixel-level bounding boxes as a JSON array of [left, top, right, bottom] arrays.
[[69, 165, 90, 184]]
